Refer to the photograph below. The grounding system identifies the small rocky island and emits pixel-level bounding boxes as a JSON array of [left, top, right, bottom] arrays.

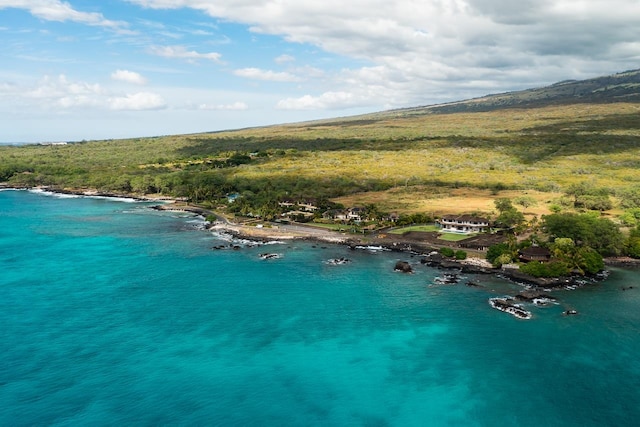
[[394, 260, 413, 273], [489, 297, 533, 320]]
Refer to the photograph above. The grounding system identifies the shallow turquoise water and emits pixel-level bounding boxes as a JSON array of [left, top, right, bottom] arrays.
[[1, 190, 639, 426]]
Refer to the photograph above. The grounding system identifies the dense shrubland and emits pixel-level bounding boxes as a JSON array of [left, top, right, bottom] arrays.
[[486, 211, 629, 276], [3, 104, 640, 208], [2, 102, 640, 260]]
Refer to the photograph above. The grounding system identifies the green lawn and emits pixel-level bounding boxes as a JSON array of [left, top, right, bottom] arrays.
[[308, 222, 348, 231], [438, 233, 476, 242], [388, 224, 440, 234]]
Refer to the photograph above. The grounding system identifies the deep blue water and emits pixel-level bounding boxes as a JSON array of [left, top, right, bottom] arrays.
[[1, 189, 639, 426]]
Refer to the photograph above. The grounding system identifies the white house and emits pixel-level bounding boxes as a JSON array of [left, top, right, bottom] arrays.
[[438, 215, 490, 234], [322, 207, 366, 222]]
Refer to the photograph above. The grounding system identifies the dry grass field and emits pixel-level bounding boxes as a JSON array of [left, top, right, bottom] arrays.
[[334, 188, 561, 217], [2, 99, 639, 220]]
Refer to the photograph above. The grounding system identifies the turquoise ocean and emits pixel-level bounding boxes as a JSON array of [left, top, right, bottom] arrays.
[[1, 189, 639, 426]]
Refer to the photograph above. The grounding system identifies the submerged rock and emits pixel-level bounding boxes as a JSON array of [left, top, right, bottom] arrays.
[[433, 273, 460, 285], [259, 253, 282, 260], [326, 257, 351, 265], [515, 290, 555, 302]]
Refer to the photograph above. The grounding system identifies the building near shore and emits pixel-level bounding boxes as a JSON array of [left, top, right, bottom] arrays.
[[438, 215, 490, 234], [518, 246, 552, 263]]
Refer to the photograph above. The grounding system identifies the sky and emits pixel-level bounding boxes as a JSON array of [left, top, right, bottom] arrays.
[[1, 1, 639, 143]]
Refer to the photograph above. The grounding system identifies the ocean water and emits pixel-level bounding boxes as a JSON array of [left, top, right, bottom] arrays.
[[1, 189, 639, 426]]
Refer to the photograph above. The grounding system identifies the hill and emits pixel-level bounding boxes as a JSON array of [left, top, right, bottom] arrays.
[[1, 69, 640, 220], [385, 68, 640, 116]]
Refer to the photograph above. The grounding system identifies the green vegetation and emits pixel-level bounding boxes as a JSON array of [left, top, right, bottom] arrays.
[[3, 71, 640, 270], [389, 224, 439, 234], [626, 226, 640, 258], [3, 103, 640, 211], [519, 261, 570, 278], [455, 250, 468, 260], [486, 243, 513, 267], [438, 233, 475, 242], [565, 182, 613, 211], [541, 213, 624, 257], [436, 247, 468, 260], [439, 247, 455, 257], [487, 212, 615, 277], [494, 198, 525, 230]]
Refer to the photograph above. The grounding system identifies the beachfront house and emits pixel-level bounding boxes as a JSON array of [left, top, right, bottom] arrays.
[[279, 200, 319, 212], [323, 209, 348, 221], [347, 207, 365, 222], [383, 212, 399, 223], [438, 215, 490, 234], [298, 202, 319, 212], [518, 246, 552, 263], [323, 207, 367, 223]]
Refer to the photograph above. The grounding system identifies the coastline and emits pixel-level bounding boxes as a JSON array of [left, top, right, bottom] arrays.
[[3, 184, 627, 290]]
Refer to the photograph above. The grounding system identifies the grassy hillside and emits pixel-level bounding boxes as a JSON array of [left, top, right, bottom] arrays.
[[393, 68, 640, 114], [2, 72, 640, 219]]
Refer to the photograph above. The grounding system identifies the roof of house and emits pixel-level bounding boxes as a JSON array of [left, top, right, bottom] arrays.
[[519, 246, 551, 257], [440, 214, 490, 223]]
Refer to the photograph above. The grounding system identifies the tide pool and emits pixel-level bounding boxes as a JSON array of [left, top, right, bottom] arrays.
[[1, 190, 639, 426]]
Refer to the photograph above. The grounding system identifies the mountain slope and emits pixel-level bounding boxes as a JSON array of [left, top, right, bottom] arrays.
[[350, 69, 640, 121]]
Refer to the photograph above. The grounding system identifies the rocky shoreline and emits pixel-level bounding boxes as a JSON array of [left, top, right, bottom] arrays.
[[3, 185, 617, 291], [419, 251, 609, 289], [208, 218, 611, 291]]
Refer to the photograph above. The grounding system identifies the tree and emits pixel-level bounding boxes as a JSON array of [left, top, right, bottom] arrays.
[[565, 182, 612, 211], [590, 217, 625, 256], [579, 195, 613, 211], [494, 198, 515, 212], [440, 247, 455, 257], [364, 203, 381, 221], [514, 196, 537, 211], [455, 250, 467, 260], [578, 247, 605, 274], [486, 243, 512, 265], [494, 253, 513, 267], [545, 237, 604, 275], [494, 198, 525, 230], [626, 237, 640, 258], [625, 225, 640, 258], [619, 208, 640, 227], [542, 213, 624, 256], [618, 187, 640, 209], [520, 260, 570, 278]]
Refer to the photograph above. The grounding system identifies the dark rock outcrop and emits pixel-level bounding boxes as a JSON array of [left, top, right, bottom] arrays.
[[394, 261, 413, 273], [515, 290, 554, 302]]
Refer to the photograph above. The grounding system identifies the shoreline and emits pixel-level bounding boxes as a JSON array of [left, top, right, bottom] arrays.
[[4, 184, 631, 289]]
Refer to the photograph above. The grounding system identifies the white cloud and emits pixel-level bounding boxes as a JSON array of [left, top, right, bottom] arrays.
[[108, 92, 166, 111], [290, 65, 325, 80], [149, 45, 222, 63], [57, 95, 101, 109], [0, 0, 127, 30], [128, 0, 640, 108], [197, 101, 248, 111], [111, 70, 148, 85], [234, 67, 301, 82], [277, 91, 365, 110], [275, 54, 295, 64], [25, 74, 105, 100], [2, 74, 166, 112], [5, 1, 640, 142], [0, 82, 17, 94]]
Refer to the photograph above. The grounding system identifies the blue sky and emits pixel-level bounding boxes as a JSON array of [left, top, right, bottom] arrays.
[[1, 1, 639, 143]]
